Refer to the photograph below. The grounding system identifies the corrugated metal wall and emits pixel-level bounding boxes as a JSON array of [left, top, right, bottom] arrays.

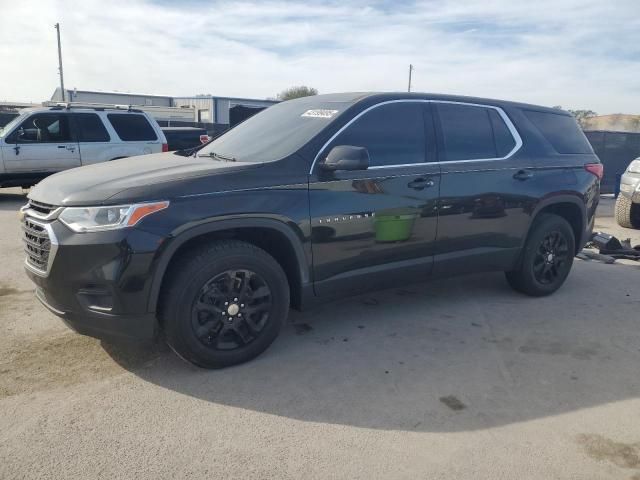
[[586, 130, 640, 193], [172, 97, 215, 122], [172, 97, 277, 124], [51, 87, 173, 106]]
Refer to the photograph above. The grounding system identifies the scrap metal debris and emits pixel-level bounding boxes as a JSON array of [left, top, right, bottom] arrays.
[[580, 232, 640, 263]]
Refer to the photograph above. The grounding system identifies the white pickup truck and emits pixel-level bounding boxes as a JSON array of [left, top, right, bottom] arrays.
[[0, 104, 167, 188]]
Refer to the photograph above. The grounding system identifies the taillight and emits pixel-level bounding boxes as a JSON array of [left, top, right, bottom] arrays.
[[162, 143, 169, 152], [584, 163, 603, 180]]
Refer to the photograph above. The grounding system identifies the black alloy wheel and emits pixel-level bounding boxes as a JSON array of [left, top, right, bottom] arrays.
[[505, 213, 575, 297], [532, 231, 570, 285], [192, 269, 272, 350], [162, 240, 289, 368]]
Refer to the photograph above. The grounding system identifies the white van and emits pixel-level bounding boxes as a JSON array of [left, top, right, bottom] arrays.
[[0, 104, 167, 188]]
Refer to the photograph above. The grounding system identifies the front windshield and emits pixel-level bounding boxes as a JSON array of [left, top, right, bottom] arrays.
[[0, 112, 27, 137], [198, 97, 354, 162]]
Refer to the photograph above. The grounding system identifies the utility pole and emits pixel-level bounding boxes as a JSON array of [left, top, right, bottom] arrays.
[[407, 64, 414, 93], [54, 23, 66, 101]]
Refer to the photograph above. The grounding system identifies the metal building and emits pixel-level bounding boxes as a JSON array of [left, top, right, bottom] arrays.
[[51, 87, 173, 107], [172, 95, 279, 128], [50, 89, 278, 133]]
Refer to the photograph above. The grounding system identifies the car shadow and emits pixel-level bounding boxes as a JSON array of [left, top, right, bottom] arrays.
[[103, 262, 640, 433], [0, 190, 27, 212]]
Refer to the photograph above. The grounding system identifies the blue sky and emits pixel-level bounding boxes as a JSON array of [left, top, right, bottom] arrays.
[[1, 0, 639, 113]]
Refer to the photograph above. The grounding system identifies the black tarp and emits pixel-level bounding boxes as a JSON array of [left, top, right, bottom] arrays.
[[585, 130, 640, 193], [229, 105, 266, 127], [0, 112, 19, 128]]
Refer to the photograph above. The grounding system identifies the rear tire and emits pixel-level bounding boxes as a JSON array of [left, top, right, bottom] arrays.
[[506, 214, 575, 297], [615, 195, 640, 229], [161, 240, 289, 368]]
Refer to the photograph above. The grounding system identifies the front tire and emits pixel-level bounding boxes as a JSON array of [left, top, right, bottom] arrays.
[[506, 214, 575, 297], [615, 195, 640, 229], [161, 240, 290, 368]]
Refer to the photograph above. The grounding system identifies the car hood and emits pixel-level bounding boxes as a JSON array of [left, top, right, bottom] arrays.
[[28, 152, 265, 206]]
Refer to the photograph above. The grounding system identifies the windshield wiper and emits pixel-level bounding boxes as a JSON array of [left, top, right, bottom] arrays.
[[198, 151, 237, 162]]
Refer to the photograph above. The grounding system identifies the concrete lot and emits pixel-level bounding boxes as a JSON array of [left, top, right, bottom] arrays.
[[1, 188, 639, 479]]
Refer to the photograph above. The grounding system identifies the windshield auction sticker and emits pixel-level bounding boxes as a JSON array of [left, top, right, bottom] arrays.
[[301, 109, 339, 118]]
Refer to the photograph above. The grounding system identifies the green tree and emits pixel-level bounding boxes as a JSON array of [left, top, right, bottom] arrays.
[[551, 106, 597, 129], [567, 109, 598, 129], [277, 86, 318, 101]]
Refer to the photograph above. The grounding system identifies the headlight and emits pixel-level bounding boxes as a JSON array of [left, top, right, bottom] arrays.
[[59, 201, 169, 232], [628, 159, 640, 174]]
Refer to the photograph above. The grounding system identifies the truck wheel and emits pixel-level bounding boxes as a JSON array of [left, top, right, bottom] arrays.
[[505, 214, 575, 297], [615, 195, 640, 229], [161, 240, 290, 368]]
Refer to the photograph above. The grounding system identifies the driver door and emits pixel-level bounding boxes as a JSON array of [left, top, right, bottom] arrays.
[[308, 101, 441, 297], [4, 113, 80, 173]]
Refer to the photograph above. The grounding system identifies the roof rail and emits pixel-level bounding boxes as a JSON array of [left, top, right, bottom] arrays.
[[42, 101, 143, 113]]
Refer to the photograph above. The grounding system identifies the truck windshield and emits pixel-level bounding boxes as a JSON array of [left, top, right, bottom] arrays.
[[198, 98, 353, 162], [0, 113, 26, 137]]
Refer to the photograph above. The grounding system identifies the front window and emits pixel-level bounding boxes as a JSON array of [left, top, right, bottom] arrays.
[[7, 113, 72, 144], [198, 98, 353, 163], [325, 102, 427, 167]]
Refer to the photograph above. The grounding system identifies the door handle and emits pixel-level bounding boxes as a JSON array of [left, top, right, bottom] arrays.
[[408, 177, 435, 190], [57, 145, 66, 149], [513, 169, 533, 181]]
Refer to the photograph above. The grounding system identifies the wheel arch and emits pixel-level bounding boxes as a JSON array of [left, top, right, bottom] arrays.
[[528, 195, 587, 254], [148, 218, 310, 313]]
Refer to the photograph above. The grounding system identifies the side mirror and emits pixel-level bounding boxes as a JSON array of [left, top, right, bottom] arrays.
[[321, 145, 370, 171]]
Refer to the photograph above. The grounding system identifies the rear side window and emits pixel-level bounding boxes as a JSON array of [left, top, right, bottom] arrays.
[[107, 114, 157, 141], [329, 102, 426, 167], [437, 103, 515, 161], [74, 113, 110, 142], [523, 110, 592, 154]]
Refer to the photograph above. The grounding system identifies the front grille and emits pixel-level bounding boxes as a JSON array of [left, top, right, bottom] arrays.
[[22, 218, 52, 273], [28, 200, 57, 216]]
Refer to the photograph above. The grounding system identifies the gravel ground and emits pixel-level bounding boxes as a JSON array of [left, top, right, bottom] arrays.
[[1, 188, 639, 479]]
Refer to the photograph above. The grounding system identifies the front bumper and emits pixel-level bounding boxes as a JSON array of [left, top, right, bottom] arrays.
[[619, 172, 640, 202], [34, 286, 157, 340], [23, 214, 166, 341]]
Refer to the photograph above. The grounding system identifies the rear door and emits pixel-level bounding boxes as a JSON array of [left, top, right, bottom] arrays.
[[432, 101, 536, 275], [309, 101, 441, 296], [72, 112, 112, 165], [3, 113, 80, 173]]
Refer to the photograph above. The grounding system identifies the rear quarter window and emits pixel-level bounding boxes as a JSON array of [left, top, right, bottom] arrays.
[[523, 110, 593, 154], [107, 114, 157, 141]]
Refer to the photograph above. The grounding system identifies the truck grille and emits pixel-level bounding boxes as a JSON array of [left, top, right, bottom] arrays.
[[28, 200, 58, 216], [22, 218, 53, 273]]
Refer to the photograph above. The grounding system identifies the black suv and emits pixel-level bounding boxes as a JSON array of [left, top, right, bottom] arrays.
[[21, 92, 601, 368]]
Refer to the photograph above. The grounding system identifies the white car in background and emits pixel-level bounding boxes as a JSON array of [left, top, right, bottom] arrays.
[[0, 104, 167, 188]]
